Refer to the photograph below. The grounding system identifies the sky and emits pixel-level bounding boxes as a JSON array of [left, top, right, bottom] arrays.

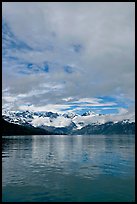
[[2, 2, 135, 116]]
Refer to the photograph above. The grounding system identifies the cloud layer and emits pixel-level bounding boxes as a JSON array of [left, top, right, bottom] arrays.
[[2, 2, 135, 115]]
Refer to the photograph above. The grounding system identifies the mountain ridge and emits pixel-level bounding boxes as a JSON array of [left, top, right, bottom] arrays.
[[2, 110, 135, 135], [2, 118, 54, 135]]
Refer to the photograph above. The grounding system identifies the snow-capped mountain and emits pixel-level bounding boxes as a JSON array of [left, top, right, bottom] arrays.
[[62, 112, 78, 119], [82, 111, 97, 116], [2, 109, 135, 133]]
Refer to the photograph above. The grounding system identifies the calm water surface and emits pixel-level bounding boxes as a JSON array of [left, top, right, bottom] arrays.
[[2, 135, 135, 202]]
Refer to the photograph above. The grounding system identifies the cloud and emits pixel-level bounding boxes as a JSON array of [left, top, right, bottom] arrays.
[[31, 116, 72, 128], [2, 2, 135, 115]]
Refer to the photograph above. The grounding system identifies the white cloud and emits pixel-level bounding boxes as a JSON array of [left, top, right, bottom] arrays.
[[18, 104, 70, 114], [31, 116, 72, 128], [62, 97, 74, 102], [3, 96, 16, 103], [2, 2, 135, 114], [71, 98, 116, 107]]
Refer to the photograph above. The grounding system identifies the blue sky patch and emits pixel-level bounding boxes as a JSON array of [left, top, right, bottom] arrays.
[[64, 65, 73, 74], [73, 44, 82, 52], [27, 63, 33, 69], [43, 62, 49, 72]]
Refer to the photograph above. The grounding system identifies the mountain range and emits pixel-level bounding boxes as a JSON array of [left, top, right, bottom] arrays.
[[2, 110, 135, 135]]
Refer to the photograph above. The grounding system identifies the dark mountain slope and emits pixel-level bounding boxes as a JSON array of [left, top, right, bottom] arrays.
[[2, 118, 53, 135], [73, 121, 135, 135]]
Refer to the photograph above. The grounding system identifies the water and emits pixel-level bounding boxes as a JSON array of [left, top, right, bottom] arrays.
[[2, 135, 135, 202]]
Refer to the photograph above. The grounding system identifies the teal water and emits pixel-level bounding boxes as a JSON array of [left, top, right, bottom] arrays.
[[2, 135, 135, 202]]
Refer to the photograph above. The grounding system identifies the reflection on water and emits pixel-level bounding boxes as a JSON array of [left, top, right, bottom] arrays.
[[2, 135, 135, 202]]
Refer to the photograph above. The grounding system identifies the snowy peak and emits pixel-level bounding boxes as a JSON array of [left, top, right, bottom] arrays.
[[82, 111, 98, 117], [2, 110, 135, 131], [62, 112, 77, 119]]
